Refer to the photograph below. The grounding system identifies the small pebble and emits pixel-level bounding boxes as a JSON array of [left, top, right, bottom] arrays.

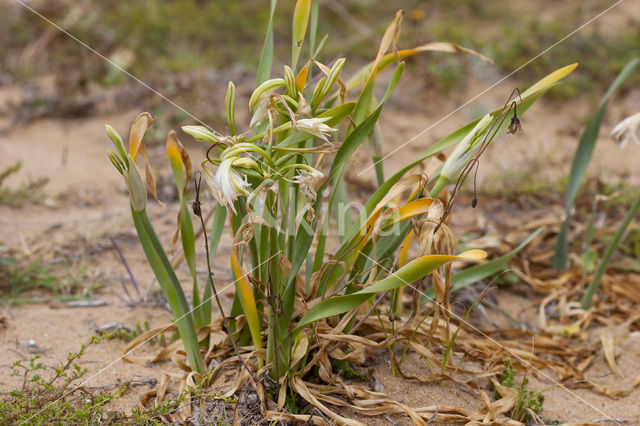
[[28, 339, 36, 346]]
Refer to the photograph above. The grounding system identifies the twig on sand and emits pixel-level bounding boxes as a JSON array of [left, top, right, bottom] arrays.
[[109, 234, 141, 300]]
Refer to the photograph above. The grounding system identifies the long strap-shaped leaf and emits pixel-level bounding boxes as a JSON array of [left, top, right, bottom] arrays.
[[335, 64, 578, 261], [256, 0, 278, 86], [131, 207, 204, 374], [553, 58, 639, 270], [421, 227, 545, 301], [581, 192, 640, 309], [293, 250, 485, 334]]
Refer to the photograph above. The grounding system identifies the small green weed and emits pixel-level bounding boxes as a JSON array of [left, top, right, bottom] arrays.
[[1, 257, 101, 301], [96, 320, 166, 346], [1, 258, 56, 296], [331, 358, 371, 381], [0, 161, 49, 207], [495, 359, 544, 423], [0, 336, 126, 424], [0, 336, 204, 424]]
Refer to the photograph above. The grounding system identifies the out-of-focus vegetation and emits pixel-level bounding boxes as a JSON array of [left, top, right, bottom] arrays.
[[1, 0, 638, 97]]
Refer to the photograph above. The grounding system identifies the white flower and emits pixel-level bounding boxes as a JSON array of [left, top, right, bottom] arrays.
[[612, 112, 640, 149], [295, 117, 337, 142], [441, 114, 493, 180], [292, 168, 323, 185], [292, 168, 324, 200], [209, 158, 250, 213]]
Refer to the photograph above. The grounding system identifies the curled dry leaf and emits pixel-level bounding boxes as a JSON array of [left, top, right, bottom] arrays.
[[128, 112, 164, 204]]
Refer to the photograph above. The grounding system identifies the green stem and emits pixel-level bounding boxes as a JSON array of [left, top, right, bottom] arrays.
[[430, 175, 450, 198]]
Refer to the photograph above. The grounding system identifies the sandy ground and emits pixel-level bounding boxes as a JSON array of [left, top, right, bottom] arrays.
[[1, 62, 640, 425]]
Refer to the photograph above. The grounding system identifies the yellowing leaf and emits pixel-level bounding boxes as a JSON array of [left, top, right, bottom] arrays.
[[128, 112, 155, 160], [295, 61, 310, 92], [166, 130, 192, 200], [346, 42, 493, 91], [230, 243, 263, 356], [522, 63, 578, 98], [291, 0, 312, 70], [294, 250, 486, 333], [393, 198, 433, 224], [398, 230, 413, 267], [370, 10, 404, 81]]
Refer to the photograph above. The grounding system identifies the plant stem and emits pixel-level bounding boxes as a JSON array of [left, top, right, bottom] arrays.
[[429, 176, 449, 198], [197, 209, 257, 385]]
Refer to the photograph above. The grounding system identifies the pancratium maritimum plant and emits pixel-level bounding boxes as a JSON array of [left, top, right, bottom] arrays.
[[106, 2, 577, 421]]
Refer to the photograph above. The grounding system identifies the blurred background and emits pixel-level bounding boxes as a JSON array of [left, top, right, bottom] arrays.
[[1, 0, 640, 199], [2, 1, 639, 123]]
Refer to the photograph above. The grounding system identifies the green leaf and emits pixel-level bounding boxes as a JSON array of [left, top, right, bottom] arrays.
[[379, 62, 404, 106], [291, 0, 311, 71], [553, 58, 639, 270], [324, 103, 382, 184], [257, 0, 277, 86], [317, 102, 356, 126], [208, 204, 227, 264], [308, 0, 319, 58], [294, 251, 484, 333], [452, 227, 543, 290], [179, 203, 196, 276], [131, 208, 204, 373], [582, 192, 640, 309]]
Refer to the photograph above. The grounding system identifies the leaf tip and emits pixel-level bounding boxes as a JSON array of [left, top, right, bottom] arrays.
[[458, 249, 487, 261]]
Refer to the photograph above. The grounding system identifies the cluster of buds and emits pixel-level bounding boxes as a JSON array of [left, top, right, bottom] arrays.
[[184, 64, 345, 212]]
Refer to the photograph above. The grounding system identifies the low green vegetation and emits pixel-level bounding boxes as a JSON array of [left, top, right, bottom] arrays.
[[495, 359, 545, 423], [2, 337, 124, 424], [0, 256, 101, 303], [2, 1, 636, 98], [96, 321, 167, 346], [0, 337, 204, 424], [0, 161, 48, 207]]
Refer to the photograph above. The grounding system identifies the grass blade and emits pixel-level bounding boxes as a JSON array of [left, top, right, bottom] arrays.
[[581, 192, 640, 309], [553, 58, 639, 270], [256, 0, 278, 86]]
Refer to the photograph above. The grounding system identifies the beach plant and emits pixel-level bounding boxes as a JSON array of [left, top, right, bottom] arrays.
[[1, 337, 126, 424], [106, 1, 577, 417], [494, 359, 544, 423]]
